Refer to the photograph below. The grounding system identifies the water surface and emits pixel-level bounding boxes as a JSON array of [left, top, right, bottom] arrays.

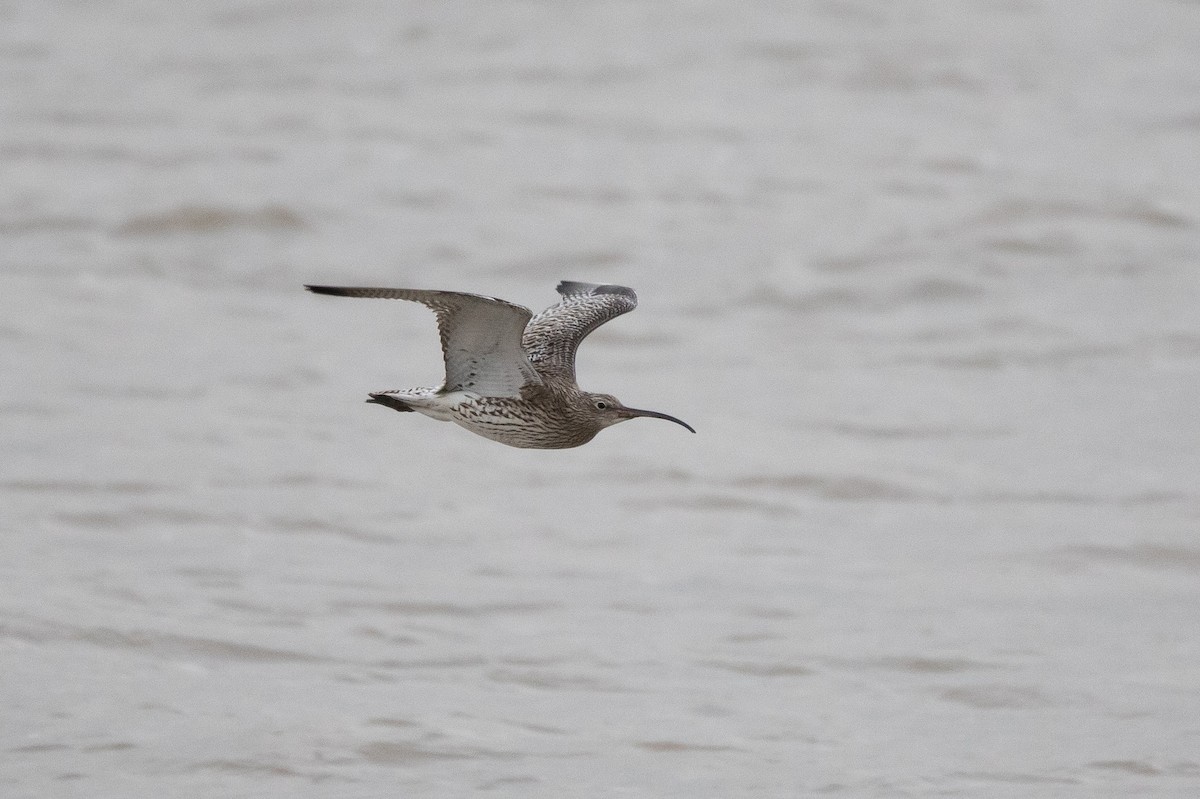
[[3, 1, 1200, 796]]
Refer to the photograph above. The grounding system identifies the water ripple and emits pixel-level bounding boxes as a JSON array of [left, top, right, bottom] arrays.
[[114, 204, 306, 236]]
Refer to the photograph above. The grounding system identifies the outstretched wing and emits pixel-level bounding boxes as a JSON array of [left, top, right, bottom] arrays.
[[306, 285, 541, 397], [521, 281, 638, 383]]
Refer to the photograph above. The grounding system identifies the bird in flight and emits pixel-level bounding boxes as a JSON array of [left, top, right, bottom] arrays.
[[305, 281, 694, 449]]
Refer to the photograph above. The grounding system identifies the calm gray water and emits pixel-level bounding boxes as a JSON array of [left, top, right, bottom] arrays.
[[3, 1, 1200, 796]]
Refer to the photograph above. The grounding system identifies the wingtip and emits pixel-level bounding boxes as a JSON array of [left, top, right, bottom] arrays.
[[556, 280, 637, 301], [305, 284, 348, 296]]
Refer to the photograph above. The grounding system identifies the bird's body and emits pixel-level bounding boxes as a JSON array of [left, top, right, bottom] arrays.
[[306, 281, 694, 449]]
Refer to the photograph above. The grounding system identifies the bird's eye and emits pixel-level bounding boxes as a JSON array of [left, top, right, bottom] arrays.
[[595, 400, 608, 410]]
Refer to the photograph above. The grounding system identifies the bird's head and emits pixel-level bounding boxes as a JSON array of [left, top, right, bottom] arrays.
[[582, 392, 696, 434]]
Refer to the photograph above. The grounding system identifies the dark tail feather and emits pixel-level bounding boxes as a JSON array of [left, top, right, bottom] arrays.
[[366, 393, 415, 413]]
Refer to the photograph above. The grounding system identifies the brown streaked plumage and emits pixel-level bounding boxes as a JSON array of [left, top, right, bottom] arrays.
[[305, 281, 694, 449]]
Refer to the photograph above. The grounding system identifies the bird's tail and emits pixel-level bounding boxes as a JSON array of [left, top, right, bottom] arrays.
[[366, 393, 415, 413]]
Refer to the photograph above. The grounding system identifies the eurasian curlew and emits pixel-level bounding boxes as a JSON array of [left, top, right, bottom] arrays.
[[305, 281, 694, 449]]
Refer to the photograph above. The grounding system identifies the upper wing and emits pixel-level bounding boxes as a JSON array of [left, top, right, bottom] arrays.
[[521, 281, 638, 383], [306, 285, 541, 397]]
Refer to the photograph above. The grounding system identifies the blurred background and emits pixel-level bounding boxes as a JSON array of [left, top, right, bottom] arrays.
[[2, 1, 1199, 796]]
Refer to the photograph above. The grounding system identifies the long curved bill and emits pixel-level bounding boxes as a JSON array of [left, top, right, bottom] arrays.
[[622, 406, 696, 434]]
